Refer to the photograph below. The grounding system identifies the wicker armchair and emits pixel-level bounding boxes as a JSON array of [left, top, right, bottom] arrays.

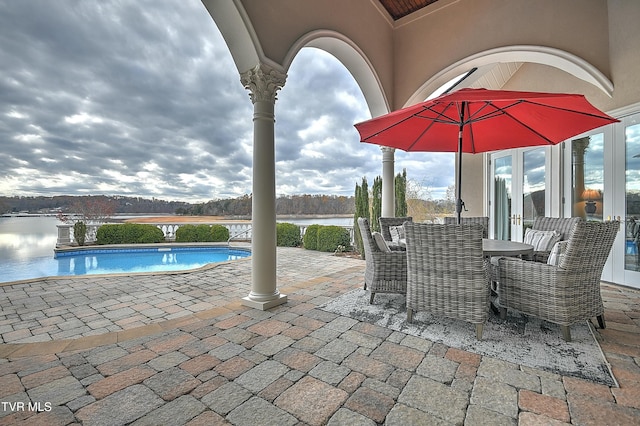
[[496, 220, 619, 341], [357, 218, 407, 304], [379, 216, 413, 250], [444, 216, 489, 238], [527, 216, 582, 262], [404, 222, 489, 340]]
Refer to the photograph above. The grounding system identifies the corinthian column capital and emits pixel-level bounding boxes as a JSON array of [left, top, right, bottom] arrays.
[[240, 63, 287, 104]]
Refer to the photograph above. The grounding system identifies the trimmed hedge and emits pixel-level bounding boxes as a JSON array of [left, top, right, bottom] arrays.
[[175, 224, 229, 242], [277, 222, 301, 247], [316, 225, 351, 252], [303, 224, 321, 250], [96, 223, 165, 244]]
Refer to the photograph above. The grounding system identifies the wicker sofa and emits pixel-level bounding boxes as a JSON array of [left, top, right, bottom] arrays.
[[404, 222, 489, 340], [357, 218, 407, 304], [496, 220, 619, 341]]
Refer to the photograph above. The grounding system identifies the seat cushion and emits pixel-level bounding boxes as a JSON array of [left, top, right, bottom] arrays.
[[547, 241, 569, 266], [372, 232, 391, 253], [524, 229, 561, 252]]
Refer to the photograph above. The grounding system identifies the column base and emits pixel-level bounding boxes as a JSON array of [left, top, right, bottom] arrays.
[[241, 294, 287, 311]]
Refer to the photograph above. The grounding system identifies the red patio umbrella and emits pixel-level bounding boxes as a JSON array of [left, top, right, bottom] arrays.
[[354, 88, 619, 223]]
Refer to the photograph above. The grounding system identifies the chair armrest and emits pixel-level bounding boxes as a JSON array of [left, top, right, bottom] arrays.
[[371, 251, 407, 279], [532, 250, 551, 263], [497, 257, 558, 284]]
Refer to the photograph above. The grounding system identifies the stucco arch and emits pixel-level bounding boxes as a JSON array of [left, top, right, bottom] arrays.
[[406, 45, 615, 107], [201, 0, 282, 74], [284, 30, 390, 118]]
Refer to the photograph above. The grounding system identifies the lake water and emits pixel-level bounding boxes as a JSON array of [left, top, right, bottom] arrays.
[[0, 215, 352, 282]]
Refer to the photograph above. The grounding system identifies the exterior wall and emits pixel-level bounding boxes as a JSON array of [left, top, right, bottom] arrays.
[[460, 154, 485, 217], [393, 0, 611, 109]]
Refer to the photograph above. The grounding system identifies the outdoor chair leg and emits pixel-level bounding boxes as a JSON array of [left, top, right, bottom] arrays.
[[407, 308, 413, 323], [597, 314, 606, 329], [561, 326, 572, 342], [499, 307, 507, 320], [476, 324, 483, 341], [369, 292, 375, 304]]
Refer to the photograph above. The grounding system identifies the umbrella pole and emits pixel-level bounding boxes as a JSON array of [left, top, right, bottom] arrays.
[[456, 104, 465, 225]]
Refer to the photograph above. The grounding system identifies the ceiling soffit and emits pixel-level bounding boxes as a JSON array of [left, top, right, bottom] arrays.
[[378, 0, 440, 20]]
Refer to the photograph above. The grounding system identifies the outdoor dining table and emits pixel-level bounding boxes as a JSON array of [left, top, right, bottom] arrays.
[[483, 239, 534, 314], [482, 239, 534, 257], [396, 238, 533, 258]]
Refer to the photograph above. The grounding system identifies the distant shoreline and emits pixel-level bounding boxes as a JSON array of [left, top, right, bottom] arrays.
[[126, 214, 353, 224]]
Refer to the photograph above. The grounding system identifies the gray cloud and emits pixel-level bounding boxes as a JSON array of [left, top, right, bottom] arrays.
[[0, 0, 454, 203]]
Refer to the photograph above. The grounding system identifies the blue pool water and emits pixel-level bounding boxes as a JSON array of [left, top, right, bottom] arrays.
[[1, 246, 250, 284]]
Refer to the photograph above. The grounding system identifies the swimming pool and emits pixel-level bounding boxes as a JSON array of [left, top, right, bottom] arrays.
[[0, 245, 251, 284]]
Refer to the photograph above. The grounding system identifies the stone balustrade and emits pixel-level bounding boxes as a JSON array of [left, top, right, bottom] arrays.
[[56, 222, 355, 247]]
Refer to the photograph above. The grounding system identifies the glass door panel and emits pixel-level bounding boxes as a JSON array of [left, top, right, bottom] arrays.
[[490, 148, 546, 241], [493, 155, 512, 240], [522, 148, 546, 232], [570, 134, 605, 221], [625, 122, 640, 273]]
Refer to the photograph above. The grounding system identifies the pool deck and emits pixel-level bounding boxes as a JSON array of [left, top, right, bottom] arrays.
[[1, 247, 639, 425]]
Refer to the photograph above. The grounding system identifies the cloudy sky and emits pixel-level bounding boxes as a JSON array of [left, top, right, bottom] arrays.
[[0, 0, 454, 203]]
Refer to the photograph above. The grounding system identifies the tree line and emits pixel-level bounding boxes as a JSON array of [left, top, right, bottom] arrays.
[[0, 195, 190, 215], [178, 194, 356, 217], [0, 194, 356, 217]]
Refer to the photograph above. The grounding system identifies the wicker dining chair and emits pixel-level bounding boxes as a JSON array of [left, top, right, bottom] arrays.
[[443, 216, 489, 238], [357, 218, 407, 304], [527, 216, 583, 262], [404, 222, 489, 340], [496, 220, 619, 341], [378, 216, 413, 250]]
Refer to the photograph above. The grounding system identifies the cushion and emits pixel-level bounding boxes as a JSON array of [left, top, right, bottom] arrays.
[[547, 241, 569, 266], [389, 225, 405, 243], [372, 232, 391, 253], [523, 229, 561, 252]]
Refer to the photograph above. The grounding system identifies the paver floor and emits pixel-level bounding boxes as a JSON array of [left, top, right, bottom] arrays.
[[1, 247, 639, 425]]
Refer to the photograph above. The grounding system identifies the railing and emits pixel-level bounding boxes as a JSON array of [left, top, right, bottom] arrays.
[[57, 222, 355, 247]]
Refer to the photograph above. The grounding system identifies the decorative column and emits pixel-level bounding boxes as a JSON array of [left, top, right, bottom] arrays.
[[240, 63, 287, 310], [381, 147, 396, 217]]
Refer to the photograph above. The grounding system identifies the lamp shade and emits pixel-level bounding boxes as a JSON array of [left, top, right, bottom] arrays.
[[582, 189, 600, 201]]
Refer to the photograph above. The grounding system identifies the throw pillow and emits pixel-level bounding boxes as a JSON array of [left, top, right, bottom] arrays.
[[547, 241, 569, 266], [389, 225, 405, 243], [372, 232, 391, 253], [523, 229, 561, 252]]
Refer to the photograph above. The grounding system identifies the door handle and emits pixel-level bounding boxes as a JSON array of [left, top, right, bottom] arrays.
[[518, 214, 521, 225]]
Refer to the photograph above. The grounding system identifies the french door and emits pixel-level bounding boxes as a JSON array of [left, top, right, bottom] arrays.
[[490, 147, 549, 242], [563, 112, 640, 288]]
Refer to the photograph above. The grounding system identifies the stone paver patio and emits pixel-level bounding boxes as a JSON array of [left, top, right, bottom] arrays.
[[1, 247, 639, 425]]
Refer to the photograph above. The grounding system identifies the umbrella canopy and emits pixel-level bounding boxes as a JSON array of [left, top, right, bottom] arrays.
[[355, 88, 619, 223]]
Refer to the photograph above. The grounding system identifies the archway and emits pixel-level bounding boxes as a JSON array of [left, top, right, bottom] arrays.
[[407, 45, 615, 107]]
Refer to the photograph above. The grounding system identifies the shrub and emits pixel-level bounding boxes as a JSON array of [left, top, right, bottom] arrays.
[[137, 226, 166, 243], [96, 223, 164, 244], [277, 222, 301, 247], [195, 224, 214, 242], [316, 225, 350, 252], [175, 224, 229, 242], [74, 221, 87, 246], [211, 225, 230, 242], [175, 224, 197, 242], [303, 224, 320, 250]]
